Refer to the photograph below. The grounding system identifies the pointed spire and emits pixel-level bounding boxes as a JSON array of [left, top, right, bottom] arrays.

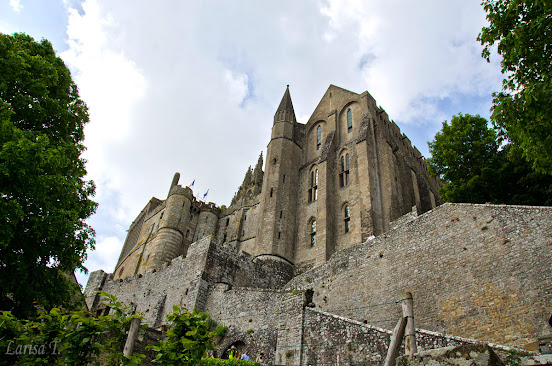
[[253, 152, 264, 192], [274, 85, 296, 124], [242, 166, 253, 187]]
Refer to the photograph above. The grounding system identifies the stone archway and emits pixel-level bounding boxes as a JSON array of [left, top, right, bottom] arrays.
[[220, 340, 246, 359]]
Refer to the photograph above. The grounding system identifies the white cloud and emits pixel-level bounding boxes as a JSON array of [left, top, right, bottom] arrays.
[[224, 69, 250, 106], [320, 0, 501, 123], [76, 236, 123, 286], [60, 0, 148, 284], [9, 0, 23, 13]]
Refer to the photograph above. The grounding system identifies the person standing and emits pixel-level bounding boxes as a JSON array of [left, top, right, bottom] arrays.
[[256, 352, 265, 364], [240, 350, 250, 361], [228, 345, 237, 359]]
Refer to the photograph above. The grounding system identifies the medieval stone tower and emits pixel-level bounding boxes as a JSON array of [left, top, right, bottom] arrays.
[[255, 85, 302, 268], [111, 84, 442, 280]]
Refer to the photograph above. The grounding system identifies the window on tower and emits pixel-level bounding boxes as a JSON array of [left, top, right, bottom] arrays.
[[339, 153, 350, 187], [316, 125, 322, 150], [308, 168, 318, 203], [310, 219, 317, 247], [344, 205, 351, 233], [347, 108, 353, 133]]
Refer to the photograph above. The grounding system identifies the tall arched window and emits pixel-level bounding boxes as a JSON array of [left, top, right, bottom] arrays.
[[308, 168, 318, 203], [344, 205, 351, 233], [339, 153, 350, 187], [310, 219, 317, 247], [347, 108, 353, 133], [316, 125, 322, 150]]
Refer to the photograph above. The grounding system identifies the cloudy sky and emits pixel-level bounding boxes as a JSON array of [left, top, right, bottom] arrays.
[[1, 0, 503, 287]]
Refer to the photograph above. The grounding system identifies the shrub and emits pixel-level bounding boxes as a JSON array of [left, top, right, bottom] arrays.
[[149, 305, 227, 365], [0, 291, 145, 365]]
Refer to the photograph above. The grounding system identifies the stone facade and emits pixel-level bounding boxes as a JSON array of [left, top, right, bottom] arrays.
[[85, 85, 552, 365], [286, 203, 552, 347], [112, 85, 442, 281]]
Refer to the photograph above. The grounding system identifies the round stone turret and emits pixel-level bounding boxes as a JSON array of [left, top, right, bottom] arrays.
[[146, 174, 194, 271], [193, 208, 219, 242]]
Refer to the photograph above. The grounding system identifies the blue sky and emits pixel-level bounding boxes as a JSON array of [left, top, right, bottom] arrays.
[[0, 0, 503, 287]]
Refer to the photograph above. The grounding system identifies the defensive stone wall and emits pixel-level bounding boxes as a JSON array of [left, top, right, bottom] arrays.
[[86, 237, 293, 327], [286, 203, 552, 347], [205, 284, 290, 365], [300, 308, 521, 366]]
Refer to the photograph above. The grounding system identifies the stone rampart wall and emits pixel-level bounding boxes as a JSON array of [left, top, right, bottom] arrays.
[[300, 308, 517, 366], [86, 237, 293, 327], [205, 284, 288, 365], [286, 203, 552, 347]]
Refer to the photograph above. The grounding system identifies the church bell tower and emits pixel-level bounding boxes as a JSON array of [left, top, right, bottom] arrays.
[[253, 86, 302, 266]]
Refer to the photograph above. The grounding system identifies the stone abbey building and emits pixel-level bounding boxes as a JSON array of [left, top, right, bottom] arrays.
[[85, 85, 552, 365], [112, 85, 442, 281]]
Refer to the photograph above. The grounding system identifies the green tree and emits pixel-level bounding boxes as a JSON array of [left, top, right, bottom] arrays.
[[427, 114, 500, 203], [494, 144, 552, 205], [150, 305, 227, 366], [0, 33, 97, 318], [478, 0, 552, 174], [427, 113, 552, 205]]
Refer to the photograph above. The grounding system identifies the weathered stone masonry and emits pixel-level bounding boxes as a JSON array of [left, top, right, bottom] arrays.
[[87, 203, 552, 364], [86, 84, 552, 365]]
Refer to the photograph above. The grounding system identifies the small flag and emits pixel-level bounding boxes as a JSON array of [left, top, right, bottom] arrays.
[[188, 180, 195, 188], [203, 189, 209, 200]]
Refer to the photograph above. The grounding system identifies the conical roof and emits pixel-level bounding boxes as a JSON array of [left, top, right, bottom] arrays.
[[274, 85, 296, 124]]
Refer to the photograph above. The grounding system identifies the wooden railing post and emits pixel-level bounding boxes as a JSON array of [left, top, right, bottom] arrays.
[[123, 317, 141, 358], [401, 291, 417, 355], [384, 316, 407, 366]]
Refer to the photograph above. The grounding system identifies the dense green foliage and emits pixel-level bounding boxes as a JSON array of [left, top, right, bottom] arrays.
[[427, 114, 552, 204], [150, 305, 227, 366], [0, 293, 238, 365], [0, 33, 96, 317], [478, 0, 552, 174], [0, 292, 145, 366]]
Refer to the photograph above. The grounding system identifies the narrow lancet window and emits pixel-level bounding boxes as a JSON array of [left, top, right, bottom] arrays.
[[310, 220, 317, 247], [308, 168, 318, 202], [344, 205, 351, 233], [347, 108, 353, 133], [339, 153, 350, 187], [316, 125, 322, 150]]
